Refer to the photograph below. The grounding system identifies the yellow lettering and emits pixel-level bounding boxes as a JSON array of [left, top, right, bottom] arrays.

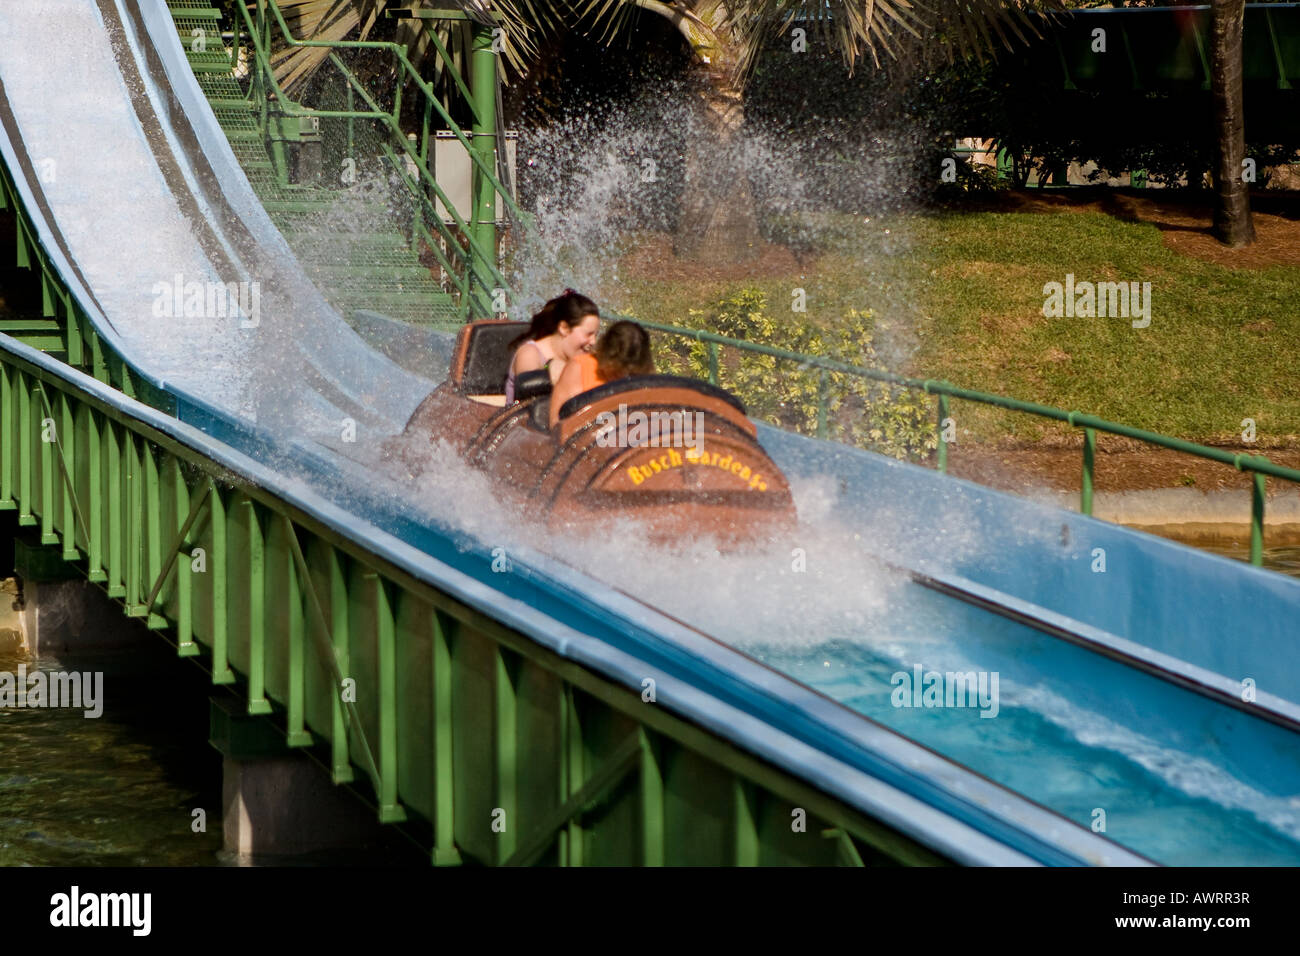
[[710, 452, 721, 466], [740, 465, 751, 480], [669, 448, 682, 467], [629, 466, 644, 486], [730, 461, 743, 476], [650, 459, 662, 473]]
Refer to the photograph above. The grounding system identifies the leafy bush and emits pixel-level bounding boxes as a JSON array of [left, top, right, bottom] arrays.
[[935, 153, 1011, 200], [645, 288, 938, 462]]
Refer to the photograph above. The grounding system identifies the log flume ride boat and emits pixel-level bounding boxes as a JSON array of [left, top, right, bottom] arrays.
[[387, 320, 797, 546]]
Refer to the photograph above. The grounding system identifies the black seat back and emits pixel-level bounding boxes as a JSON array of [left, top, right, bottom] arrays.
[[459, 321, 530, 393], [528, 397, 551, 432], [515, 368, 553, 401], [557, 374, 747, 421]]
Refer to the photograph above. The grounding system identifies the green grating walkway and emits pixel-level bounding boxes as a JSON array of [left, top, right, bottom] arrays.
[[166, 1, 461, 329]]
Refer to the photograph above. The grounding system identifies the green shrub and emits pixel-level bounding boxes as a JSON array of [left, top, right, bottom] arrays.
[[935, 155, 1010, 200], [645, 288, 938, 462]]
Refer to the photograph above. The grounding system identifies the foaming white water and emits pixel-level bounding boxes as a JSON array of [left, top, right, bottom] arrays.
[[373, 434, 904, 645], [1013, 679, 1300, 842], [506, 88, 933, 421], [510, 88, 841, 308]]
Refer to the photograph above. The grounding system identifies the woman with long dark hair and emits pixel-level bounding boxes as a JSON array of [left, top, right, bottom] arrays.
[[504, 290, 600, 404]]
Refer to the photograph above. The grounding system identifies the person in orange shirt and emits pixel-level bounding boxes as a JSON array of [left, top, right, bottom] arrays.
[[549, 320, 655, 428]]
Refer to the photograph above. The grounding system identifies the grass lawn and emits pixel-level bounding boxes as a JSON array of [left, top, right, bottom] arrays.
[[609, 198, 1300, 446]]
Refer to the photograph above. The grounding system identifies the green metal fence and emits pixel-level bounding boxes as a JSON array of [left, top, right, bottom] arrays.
[[634, 316, 1300, 567]]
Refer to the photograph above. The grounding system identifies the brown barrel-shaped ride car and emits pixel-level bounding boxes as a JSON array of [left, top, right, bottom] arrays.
[[393, 320, 796, 546]]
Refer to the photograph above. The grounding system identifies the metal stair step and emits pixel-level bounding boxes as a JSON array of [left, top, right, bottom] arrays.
[[280, 229, 422, 250], [169, 7, 222, 19], [0, 319, 60, 330], [322, 289, 449, 304], [303, 263, 441, 282], [186, 61, 238, 75]]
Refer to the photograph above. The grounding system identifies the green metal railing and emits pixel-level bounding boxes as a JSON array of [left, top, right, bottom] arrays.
[[233, 0, 525, 317], [635, 317, 1300, 567]]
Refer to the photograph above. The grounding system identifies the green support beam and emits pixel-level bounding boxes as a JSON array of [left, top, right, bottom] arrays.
[[469, 21, 498, 319], [1, 340, 945, 865]]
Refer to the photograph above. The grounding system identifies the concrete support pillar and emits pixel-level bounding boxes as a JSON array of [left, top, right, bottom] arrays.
[[0, 578, 24, 656], [7, 537, 150, 656], [220, 753, 393, 862], [14, 578, 151, 657], [211, 697, 403, 864]]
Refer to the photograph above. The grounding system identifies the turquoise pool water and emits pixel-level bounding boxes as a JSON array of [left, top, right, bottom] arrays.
[[747, 575, 1300, 866]]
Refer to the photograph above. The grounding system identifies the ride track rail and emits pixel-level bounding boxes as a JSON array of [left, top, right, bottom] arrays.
[[4, 326, 1151, 868]]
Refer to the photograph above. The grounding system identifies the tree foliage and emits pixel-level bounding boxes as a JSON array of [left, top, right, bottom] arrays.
[[258, 0, 1068, 96], [647, 289, 938, 461]]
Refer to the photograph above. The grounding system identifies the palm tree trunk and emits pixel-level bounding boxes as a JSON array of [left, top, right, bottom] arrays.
[[673, 50, 761, 261], [1210, 0, 1255, 247]]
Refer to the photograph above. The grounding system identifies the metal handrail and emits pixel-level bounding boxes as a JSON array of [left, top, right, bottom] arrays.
[[232, 0, 522, 312], [632, 316, 1298, 566], [242, 0, 524, 222], [319, 48, 503, 286]]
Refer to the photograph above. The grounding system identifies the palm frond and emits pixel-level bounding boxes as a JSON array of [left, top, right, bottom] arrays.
[[719, 0, 922, 80], [262, 0, 1067, 104], [266, 0, 389, 97], [918, 0, 1062, 66], [722, 0, 1063, 79]]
